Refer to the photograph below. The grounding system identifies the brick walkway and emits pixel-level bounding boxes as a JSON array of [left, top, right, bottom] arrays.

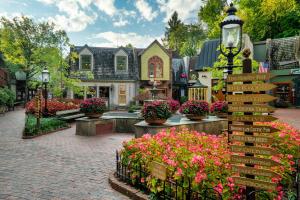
[[273, 108, 300, 130], [0, 109, 132, 200]]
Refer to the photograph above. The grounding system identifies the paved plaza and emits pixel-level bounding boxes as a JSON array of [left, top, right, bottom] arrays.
[[273, 108, 300, 130], [0, 109, 131, 200]]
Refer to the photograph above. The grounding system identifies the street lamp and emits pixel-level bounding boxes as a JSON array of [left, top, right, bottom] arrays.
[[220, 3, 244, 74], [42, 67, 50, 116]]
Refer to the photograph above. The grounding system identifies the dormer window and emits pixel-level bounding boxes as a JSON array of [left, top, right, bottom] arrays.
[[115, 49, 128, 73], [80, 55, 92, 70]]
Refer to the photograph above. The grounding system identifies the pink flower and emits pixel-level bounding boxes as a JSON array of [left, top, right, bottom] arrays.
[[214, 183, 223, 194]]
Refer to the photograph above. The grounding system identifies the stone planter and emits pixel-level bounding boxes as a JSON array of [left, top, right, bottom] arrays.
[[185, 114, 206, 121], [216, 112, 228, 118], [85, 113, 103, 119], [145, 118, 167, 125]]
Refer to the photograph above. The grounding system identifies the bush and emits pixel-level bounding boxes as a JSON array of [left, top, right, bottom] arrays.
[[128, 104, 141, 113], [80, 98, 106, 114], [0, 87, 15, 107], [180, 96, 188, 104], [24, 115, 68, 136], [210, 101, 228, 113], [142, 100, 171, 120], [167, 99, 180, 113], [179, 100, 209, 116]]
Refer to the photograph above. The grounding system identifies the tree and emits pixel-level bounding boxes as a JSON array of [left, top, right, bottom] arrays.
[[125, 43, 133, 48], [0, 16, 76, 101], [164, 11, 184, 51]]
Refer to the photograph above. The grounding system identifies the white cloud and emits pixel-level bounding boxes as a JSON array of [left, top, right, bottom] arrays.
[[135, 0, 158, 21], [93, 31, 162, 48], [113, 18, 129, 27], [93, 0, 117, 17], [157, 0, 203, 23]]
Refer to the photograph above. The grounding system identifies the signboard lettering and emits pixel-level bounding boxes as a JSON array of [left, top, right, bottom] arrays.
[[231, 155, 282, 167], [229, 134, 273, 144], [228, 105, 275, 113], [233, 177, 277, 191], [227, 94, 277, 102], [231, 165, 280, 178], [150, 161, 167, 180], [228, 115, 277, 122], [230, 145, 277, 156], [227, 73, 273, 82], [227, 83, 276, 92], [229, 125, 279, 133]]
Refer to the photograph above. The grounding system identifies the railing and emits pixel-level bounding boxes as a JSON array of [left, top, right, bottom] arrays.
[[115, 151, 222, 200]]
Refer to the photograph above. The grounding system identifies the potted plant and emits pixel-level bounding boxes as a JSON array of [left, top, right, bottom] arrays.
[[180, 100, 209, 121], [210, 101, 228, 118], [80, 98, 107, 118], [142, 100, 172, 125], [167, 99, 180, 114]]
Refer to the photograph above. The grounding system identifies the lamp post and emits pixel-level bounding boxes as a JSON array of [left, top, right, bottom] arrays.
[[42, 67, 50, 116]]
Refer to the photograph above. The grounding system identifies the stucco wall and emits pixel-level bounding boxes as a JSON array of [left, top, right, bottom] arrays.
[[141, 43, 170, 81]]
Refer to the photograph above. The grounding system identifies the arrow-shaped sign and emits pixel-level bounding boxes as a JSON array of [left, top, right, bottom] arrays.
[[228, 105, 275, 113], [227, 94, 277, 102], [227, 83, 277, 92], [233, 177, 277, 191], [230, 145, 278, 156], [228, 115, 277, 122], [227, 73, 273, 82], [229, 125, 279, 133], [231, 155, 282, 167], [232, 165, 280, 178], [229, 134, 274, 144]]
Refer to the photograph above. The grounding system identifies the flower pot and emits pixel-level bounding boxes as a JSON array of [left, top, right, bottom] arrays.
[[145, 118, 167, 125], [216, 112, 227, 118], [185, 114, 205, 121], [85, 113, 102, 119]]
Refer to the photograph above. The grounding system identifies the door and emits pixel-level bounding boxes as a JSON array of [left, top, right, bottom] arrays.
[[118, 84, 126, 105]]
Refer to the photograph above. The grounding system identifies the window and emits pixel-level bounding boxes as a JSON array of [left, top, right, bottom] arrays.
[[118, 85, 126, 105], [116, 56, 127, 72], [81, 55, 92, 70], [148, 56, 163, 78]]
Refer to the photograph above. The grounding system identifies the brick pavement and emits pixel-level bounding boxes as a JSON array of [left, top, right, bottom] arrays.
[[0, 109, 132, 200], [273, 108, 300, 130]]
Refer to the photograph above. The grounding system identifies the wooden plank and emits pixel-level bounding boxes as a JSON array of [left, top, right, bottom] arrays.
[[228, 105, 275, 113], [150, 161, 167, 180], [229, 134, 273, 144], [228, 115, 277, 122], [231, 155, 282, 167], [231, 165, 280, 178], [227, 83, 276, 92], [227, 94, 277, 102], [227, 73, 273, 82], [229, 125, 280, 133], [230, 145, 278, 156], [232, 177, 277, 191]]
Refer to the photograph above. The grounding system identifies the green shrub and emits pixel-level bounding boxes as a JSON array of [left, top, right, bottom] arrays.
[[0, 87, 15, 107], [24, 115, 68, 136], [179, 96, 188, 104], [128, 104, 141, 113]]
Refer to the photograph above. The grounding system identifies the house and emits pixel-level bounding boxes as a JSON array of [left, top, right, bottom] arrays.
[[139, 40, 172, 98], [70, 45, 143, 108]]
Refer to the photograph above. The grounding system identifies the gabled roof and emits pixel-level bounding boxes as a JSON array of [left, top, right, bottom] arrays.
[[194, 39, 220, 71], [138, 40, 170, 57]]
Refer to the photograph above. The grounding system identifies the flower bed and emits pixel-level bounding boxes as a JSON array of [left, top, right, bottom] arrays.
[[25, 98, 81, 115], [120, 122, 299, 199]]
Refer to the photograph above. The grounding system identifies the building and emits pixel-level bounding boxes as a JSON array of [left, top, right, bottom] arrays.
[[70, 45, 142, 108], [139, 40, 172, 98]]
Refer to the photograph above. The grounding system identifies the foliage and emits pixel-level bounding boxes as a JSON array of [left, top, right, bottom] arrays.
[[24, 114, 68, 136], [210, 101, 228, 113], [0, 87, 15, 106], [128, 104, 141, 113], [79, 98, 106, 114], [179, 96, 188, 104], [121, 121, 299, 199], [167, 99, 180, 113], [142, 101, 172, 120], [25, 98, 80, 115], [179, 100, 209, 116]]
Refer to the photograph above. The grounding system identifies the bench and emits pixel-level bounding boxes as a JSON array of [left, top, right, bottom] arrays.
[[56, 108, 85, 121]]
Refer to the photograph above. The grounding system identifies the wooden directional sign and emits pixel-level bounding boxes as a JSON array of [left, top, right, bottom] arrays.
[[228, 115, 277, 122], [232, 165, 280, 178], [228, 104, 275, 113], [231, 155, 282, 167], [229, 125, 279, 133], [227, 73, 273, 82], [150, 161, 167, 180], [233, 177, 277, 191], [229, 134, 273, 144], [227, 83, 276, 92], [227, 94, 277, 102], [230, 145, 277, 156]]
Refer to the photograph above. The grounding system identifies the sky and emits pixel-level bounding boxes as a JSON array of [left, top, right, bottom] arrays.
[[0, 0, 204, 48]]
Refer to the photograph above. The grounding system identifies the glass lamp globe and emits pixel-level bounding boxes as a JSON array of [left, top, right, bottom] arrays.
[[42, 68, 50, 83]]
